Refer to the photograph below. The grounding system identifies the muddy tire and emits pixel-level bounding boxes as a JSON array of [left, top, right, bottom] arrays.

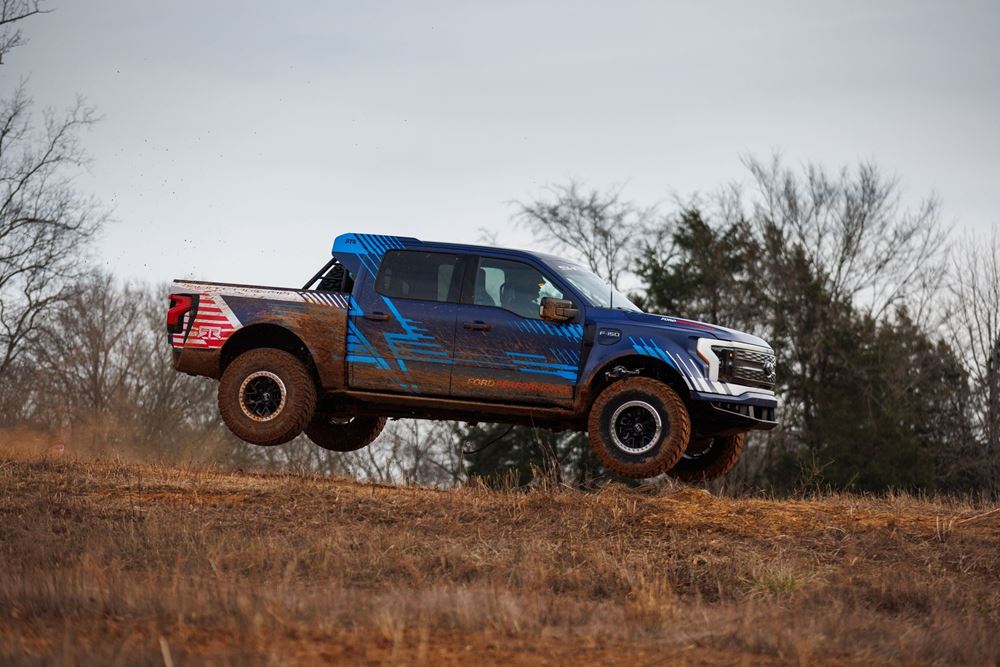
[[218, 348, 317, 446], [306, 413, 387, 452], [667, 433, 746, 483], [587, 378, 691, 479]]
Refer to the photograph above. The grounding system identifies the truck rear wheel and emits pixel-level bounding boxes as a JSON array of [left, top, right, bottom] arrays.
[[667, 433, 746, 483], [218, 348, 317, 446], [306, 413, 387, 452], [587, 378, 691, 479]]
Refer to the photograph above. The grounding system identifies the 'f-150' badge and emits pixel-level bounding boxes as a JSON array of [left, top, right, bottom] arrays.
[[598, 328, 622, 345]]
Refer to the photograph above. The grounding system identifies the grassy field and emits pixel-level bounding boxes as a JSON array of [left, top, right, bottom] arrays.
[[1, 448, 999, 666]]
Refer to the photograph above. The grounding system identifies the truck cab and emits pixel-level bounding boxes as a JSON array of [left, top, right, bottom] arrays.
[[168, 233, 778, 481]]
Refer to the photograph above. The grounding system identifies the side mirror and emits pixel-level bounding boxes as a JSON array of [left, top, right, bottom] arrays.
[[540, 297, 579, 322]]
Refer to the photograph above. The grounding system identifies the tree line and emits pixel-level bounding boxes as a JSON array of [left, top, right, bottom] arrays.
[[472, 163, 999, 495]]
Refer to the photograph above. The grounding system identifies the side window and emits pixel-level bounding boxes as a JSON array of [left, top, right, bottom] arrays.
[[376, 251, 462, 302], [467, 257, 563, 319]]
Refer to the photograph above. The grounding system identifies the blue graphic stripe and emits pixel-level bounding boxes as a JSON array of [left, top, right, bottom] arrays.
[[515, 320, 583, 340], [358, 234, 405, 276], [502, 351, 578, 382], [628, 336, 677, 368], [346, 234, 406, 277], [453, 358, 520, 369], [518, 368, 578, 381], [379, 297, 448, 371], [549, 347, 580, 366], [346, 354, 383, 365], [347, 320, 390, 369], [511, 360, 577, 371]]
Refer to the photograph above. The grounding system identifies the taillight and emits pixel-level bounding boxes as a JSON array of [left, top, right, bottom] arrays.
[[167, 294, 193, 329]]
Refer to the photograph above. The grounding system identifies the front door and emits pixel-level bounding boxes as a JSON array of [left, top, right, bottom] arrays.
[[450, 255, 583, 405], [348, 250, 464, 395]]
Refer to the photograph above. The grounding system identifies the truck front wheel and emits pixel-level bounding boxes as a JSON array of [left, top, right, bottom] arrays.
[[218, 348, 317, 446], [306, 413, 387, 452], [667, 433, 746, 483], [587, 378, 691, 479]]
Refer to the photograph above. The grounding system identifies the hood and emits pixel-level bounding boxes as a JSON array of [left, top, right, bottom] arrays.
[[624, 311, 771, 349]]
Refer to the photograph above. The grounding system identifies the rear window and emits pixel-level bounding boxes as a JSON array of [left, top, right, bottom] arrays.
[[376, 250, 462, 302]]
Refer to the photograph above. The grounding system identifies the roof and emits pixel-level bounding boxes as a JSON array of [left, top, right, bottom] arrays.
[[331, 232, 580, 278]]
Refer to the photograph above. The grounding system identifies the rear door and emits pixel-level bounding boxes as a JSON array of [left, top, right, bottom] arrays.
[[450, 255, 584, 405], [347, 250, 465, 395]]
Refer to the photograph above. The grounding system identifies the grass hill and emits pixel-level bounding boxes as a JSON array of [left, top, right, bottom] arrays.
[[1, 450, 998, 665]]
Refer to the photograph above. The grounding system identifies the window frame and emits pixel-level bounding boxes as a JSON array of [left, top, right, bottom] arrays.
[[458, 253, 580, 321], [374, 249, 467, 304]]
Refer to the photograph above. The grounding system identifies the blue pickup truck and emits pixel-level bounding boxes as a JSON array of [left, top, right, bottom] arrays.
[[167, 233, 778, 481]]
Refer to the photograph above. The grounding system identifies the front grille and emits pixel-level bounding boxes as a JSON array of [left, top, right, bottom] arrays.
[[716, 347, 776, 390]]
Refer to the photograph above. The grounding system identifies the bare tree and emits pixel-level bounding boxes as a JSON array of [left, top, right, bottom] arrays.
[[739, 155, 947, 320], [16, 276, 224, 458], [718, 156, 951, 486], [0, 2, 106, 394], [948, 230, 1000, 488], [0, 85, 105, 384], [32, 272, 147, 417], [514, 181, 652, 287], [0, 1, 48, 64]]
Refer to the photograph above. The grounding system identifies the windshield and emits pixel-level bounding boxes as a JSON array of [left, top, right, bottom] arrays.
[[549, 262, 642, 311]]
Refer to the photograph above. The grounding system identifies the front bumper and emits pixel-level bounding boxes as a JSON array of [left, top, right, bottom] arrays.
[[689, 390, 779, 436]]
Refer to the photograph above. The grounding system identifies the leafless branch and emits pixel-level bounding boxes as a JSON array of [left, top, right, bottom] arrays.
[[0, 1, 50, 64], [946, 230, 1000, 473], [513, 181, 652, 288], [0, 86, 107, 377]]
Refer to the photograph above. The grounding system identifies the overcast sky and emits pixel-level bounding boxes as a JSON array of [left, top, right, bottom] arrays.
[[4, 1, 998, 287]]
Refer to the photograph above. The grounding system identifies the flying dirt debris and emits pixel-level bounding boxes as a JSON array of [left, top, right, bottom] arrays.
[[167, 233, 778, 481]]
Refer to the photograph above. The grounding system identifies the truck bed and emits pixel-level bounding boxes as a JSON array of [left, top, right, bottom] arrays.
[[169, 280, 350, 389]]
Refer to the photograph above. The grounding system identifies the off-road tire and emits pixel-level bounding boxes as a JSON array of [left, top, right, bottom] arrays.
[[218, 348, 317, 446], [587, 378, 691, 479], [306, 413, 387, 452], [667, 432, 746, 483]]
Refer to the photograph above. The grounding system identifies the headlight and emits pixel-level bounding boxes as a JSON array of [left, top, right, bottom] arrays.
[[696, 338, 776, 390]]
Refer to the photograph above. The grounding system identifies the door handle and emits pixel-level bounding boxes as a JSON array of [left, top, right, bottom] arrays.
[[364, 311, 389, 321], [463, 320, 491, 331]]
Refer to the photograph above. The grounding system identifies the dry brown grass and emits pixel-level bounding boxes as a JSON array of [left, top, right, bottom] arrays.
[[1, 446, 999, 666]]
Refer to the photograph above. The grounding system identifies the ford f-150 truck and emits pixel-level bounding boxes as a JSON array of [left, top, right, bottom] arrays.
[[167, 233, 778, 480]]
